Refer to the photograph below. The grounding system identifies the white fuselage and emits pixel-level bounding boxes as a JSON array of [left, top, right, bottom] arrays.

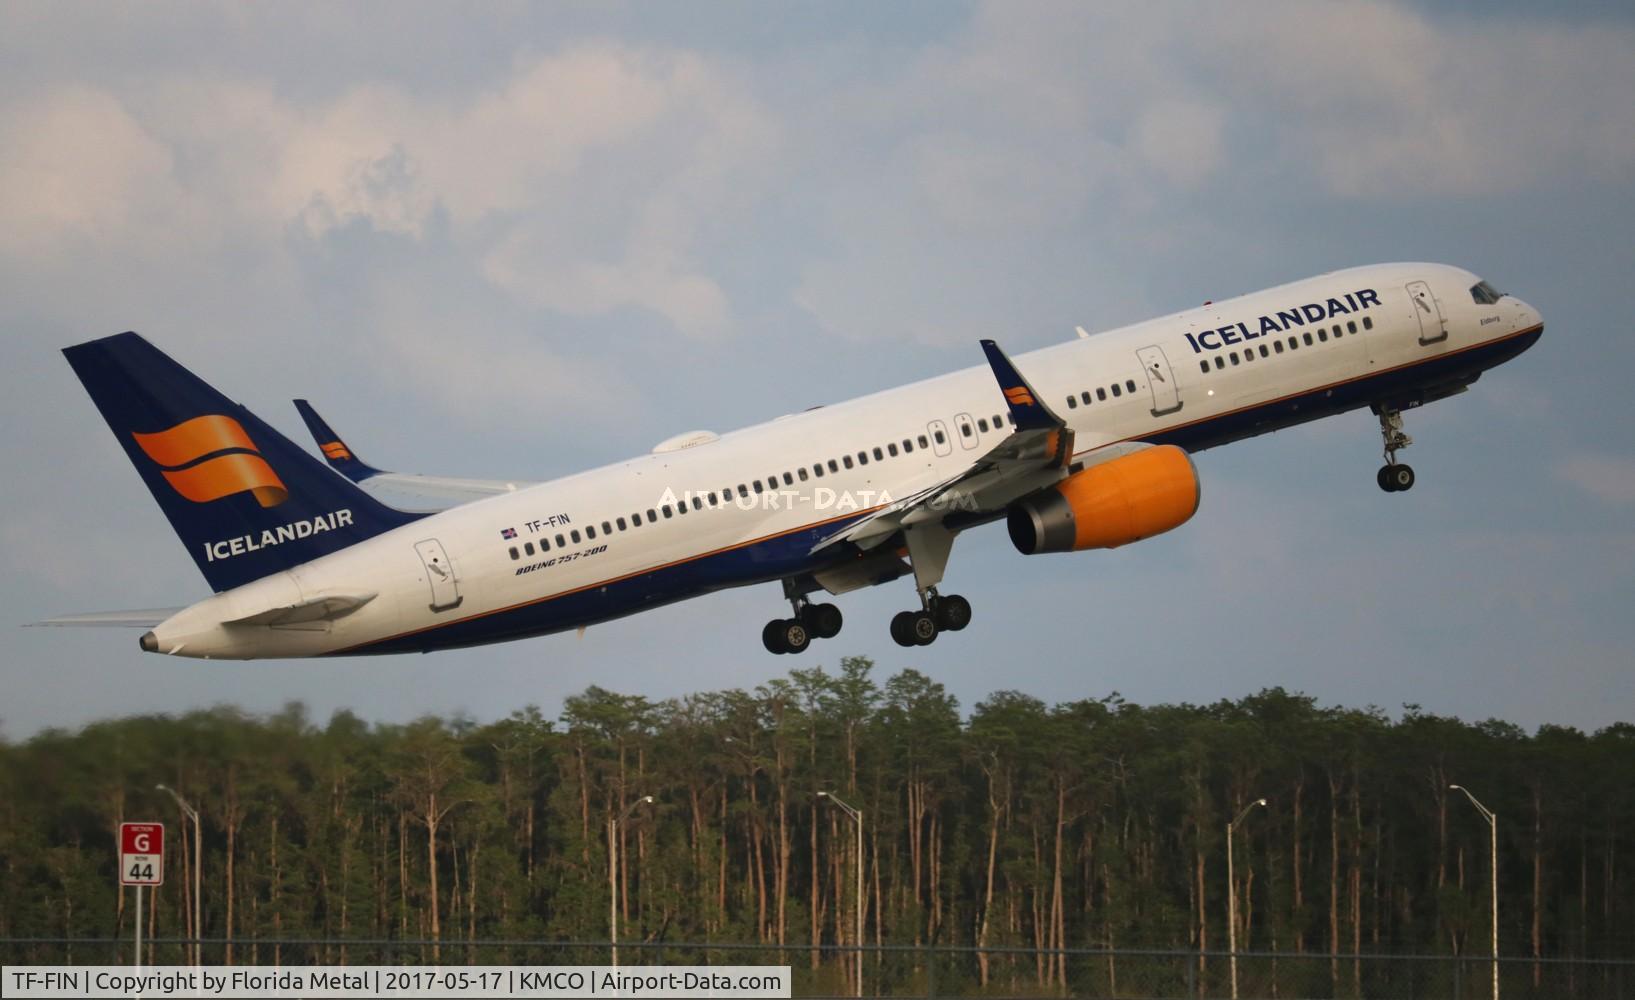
[[149, 263, 1541, 658]]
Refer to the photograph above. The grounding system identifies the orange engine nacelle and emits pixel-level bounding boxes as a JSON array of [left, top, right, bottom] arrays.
[[1007, 445, 1201, 554]]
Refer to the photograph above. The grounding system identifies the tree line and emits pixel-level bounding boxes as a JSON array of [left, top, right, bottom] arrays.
[[1, 657, 1630, 992]]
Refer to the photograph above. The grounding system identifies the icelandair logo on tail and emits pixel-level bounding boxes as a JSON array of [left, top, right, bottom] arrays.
[[203, 509, 355, 563], [320, 440, 353, 461], [132, 415, 288, 508], [1004, 386, 1036, 407]]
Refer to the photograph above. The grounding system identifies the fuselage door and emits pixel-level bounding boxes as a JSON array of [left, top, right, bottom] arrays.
[[1136, 346, 1182, 416], [1407, 280, 1448, 345], [953, 412, 980, 450], [413, 539, 463, 612], [927, 419, 954, 457]]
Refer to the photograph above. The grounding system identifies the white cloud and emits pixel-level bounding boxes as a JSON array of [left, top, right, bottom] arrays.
[[1557, 454, 1635, 505]]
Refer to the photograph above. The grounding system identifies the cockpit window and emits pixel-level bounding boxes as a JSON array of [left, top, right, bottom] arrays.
[[1470, 280, 1504, 305]]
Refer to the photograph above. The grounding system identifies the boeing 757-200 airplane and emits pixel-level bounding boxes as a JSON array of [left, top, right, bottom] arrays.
[[44, 262, 1541, 658]]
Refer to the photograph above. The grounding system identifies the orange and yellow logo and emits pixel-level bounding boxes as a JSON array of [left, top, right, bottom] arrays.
[[320, 441, 353, 462], [1004, 385, 1036, 407], [132, 415, 288, 508]]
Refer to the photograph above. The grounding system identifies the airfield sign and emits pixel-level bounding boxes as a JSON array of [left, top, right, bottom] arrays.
[[119, 822, 163, 886]]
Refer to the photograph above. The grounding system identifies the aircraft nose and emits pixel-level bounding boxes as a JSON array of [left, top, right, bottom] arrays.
[[1514, 297, 1543, 333]]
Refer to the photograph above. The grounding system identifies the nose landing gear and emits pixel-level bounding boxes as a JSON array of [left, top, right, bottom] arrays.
[[1374, 405, 1416, 493]]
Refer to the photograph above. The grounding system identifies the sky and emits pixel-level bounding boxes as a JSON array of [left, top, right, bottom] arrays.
[[2, 1, 1632, 741]]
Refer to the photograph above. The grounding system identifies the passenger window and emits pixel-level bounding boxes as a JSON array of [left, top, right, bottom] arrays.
[[525, 541, 536, 555], [540, 538, 550, 551], [571, 529, 582, 543], [509, 546, 519, 560], [858, 452, 869, 465], [1111, 383, 1122, 396], [1126, 379, 1136, 392], [646, 509, 657, 522], [1081, 391, 1092, 405], [1347, 320, 1357, 334], [873, 447, 884, 460], [1200, 360, 1210, 374], [798, 467, 809, 482], [962, 422, 974, 437], [1274, 340, 1284, 354], [827, 459, 839, 472], [977, 418, 989, 432], [1096, 389, 1107, 401], [1229, 353, 1240, 366], [1288, 337, 1298, 350], [585, 526, 596, 539], [1214, 356, 1225, 370], [900, 439, 911, 453], [753, 481, 763, 494], [1067, 395, 1078, 409], [631, 513, 642, 526], [1318, 329, 1328, 342], [617, 517, 627, 530], [888, 443, 899, 457], [602, 521, 612, 534], [934, 429, 946, 444], [782, 472, 793, 486], [842, 455, 853, 469], [556, 534, 567, 547], [1259, 345, 1269, 358], [738, 485, 749, 498], [918, 435, 929, 448], [1303, 332, 1313, 346], [1363, 316, 1373, 330]]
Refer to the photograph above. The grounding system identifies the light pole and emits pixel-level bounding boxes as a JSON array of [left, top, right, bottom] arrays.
[[1227, 798, 1267, 1000], [1451, 784, 1499, 1000], [819, 791, 863, 998], [155, 784, 202, 966], [609, 795, 653, 968]]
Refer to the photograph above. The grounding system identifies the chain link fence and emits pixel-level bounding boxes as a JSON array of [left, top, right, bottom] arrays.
[[3, 937, 1631, 998]]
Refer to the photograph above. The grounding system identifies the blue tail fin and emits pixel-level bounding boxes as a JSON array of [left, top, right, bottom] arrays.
[[293, 398, 383, 482], [63, 332, 423, 592]]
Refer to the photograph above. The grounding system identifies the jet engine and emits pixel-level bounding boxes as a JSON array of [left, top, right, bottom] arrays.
[[1007, 445, 1201, 554]]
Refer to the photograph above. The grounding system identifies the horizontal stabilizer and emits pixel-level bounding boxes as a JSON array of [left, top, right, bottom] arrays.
[[30, 609, 183, 628]]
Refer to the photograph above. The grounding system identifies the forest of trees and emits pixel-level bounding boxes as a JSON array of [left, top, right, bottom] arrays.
[[1, 657, 1631, 993]]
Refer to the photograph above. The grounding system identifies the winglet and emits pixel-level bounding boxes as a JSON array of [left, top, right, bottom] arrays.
[[980, 340, 1063, 432], [293, 399, 383, 482]]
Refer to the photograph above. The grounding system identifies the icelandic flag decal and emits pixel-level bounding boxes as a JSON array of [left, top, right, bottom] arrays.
[[500, 527, 517, 540]]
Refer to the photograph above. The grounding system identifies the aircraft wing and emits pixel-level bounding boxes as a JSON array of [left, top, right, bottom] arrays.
[[293, 399, 535, 512], [812, 339, 1079, 554]]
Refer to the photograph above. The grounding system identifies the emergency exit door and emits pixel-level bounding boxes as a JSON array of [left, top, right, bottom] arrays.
[[1136, 346, 1182, 416], [1407, 280, 1448, 345], [414, 539, 463, 612]]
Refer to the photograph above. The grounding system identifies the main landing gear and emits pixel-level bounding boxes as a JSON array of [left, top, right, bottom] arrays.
[[1374, 405, 1416, 493], [762, 594, 843, 655], [889, 589, 972, 647]]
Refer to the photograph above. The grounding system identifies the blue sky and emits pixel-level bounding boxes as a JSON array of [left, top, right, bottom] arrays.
[[2, 2, 1631, 739]]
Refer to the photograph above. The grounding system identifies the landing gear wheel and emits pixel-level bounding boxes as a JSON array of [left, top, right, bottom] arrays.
[[909, 610, 939, 646], [890, 611, 919, 647], [932, 594, 972, 632], [1378, 464, 1415, 493], [803, 602, 843, 639], [779, 619, 811, 654], [762, 620, 788, 654]]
